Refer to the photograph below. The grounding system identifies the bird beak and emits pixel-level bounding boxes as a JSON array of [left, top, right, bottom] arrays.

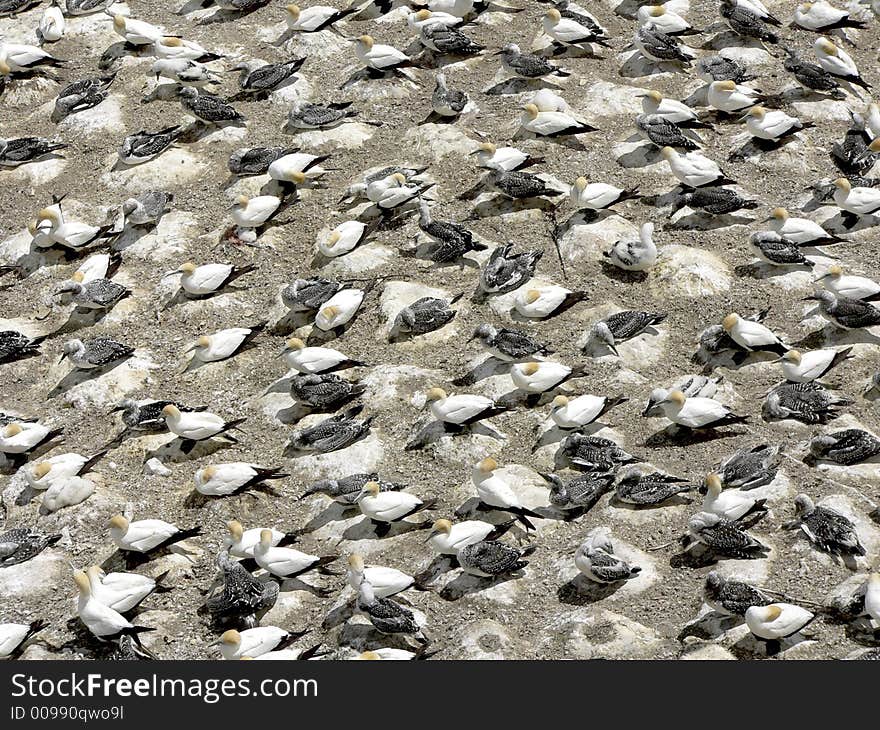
[[160, 270, 180, 279], [491, 49, 504, 56], [275, 345, 288, 359], [353, 490, 366, 503], [184, 342, 198, 353], [760, 216, 773, 223], [424, 529, 439, 542], [641, 403, 654, 416], [811, 273, 827, 283], [108, 405, 124, 413], [801, 295, 819, 301], [736, 111, 750, 122], [57, 352, 67, 364], [609, 345, 620, 357], [208, 638, 222, 647]]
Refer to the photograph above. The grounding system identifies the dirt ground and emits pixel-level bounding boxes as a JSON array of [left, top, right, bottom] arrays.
[[1, 0, 879, 660]]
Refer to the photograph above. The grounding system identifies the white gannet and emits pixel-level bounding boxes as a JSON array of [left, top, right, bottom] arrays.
[[286, 3, 355, 32], [353, 35, 411, 71], [346, 554, 414, 598], [708, 80, 762, 113], [314, 288, 364, 330], [230, 194, 281, 229], [214, 627, 300, 660], [109, 514, 201, 554], [111, 13, 163, 46], [195, 463, 287, 497], [470, 142, 540, 172], [639, 89, 704, 126], [152, 36, 219, 62], [514, 286, 586, 319], [702, 473, 766, 521], [425, 387, 506, 426], [722, 312, 787, 354], [833, 178, 880, 216], [814, 36, 870, 88], [162, 405, 244, 442], [166, 261, 255, 297], [24, 450, 103, 490], [0, 620, 46, 658], [73, 570, 153, 643], [253, 529, 333, 578], [0, 421, 62, 454], [510, 361, 583, 393], [317, 220, 370, 258], [765, 207, 843, 245], [865, 573, 880, 625], [816, 265, 880, 300], [745, 603, 814, 641], [425, 518, 512, 555], [778, 347, 852, 382], [794, 1, 865, 31], [638, 5, 693, 35], [656, 390, 748, 429], [570, 177, 638, 210], [38, 2, 65, 43], [549, 393, 625, 429], [354, 481, 430, 529], [661, 147, 733, 187], [543, 8, 607, 48], [85, 565, 157, 613], [224, 519, 291, 558], [604, 222, 657, 271], [743, 106, 809, 141], [471, 457, 541, 529], [280, 338, 363, 374], [0, 41, 62, 72], [184, 324, 263, 365], [152, 58, 218, 88]]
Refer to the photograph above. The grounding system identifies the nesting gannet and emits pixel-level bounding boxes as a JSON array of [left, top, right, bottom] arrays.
[[235, 57, 305, 96], [153, 36, 221, 63], [559, 434, 641, 471], [214, 627, 303, 660], [41, 475, 95, 513], [425, 518, 514, 555], [543, 7, 610, 48], [639, 90, 706, 127], [615, 466, 692, 505], [749, 231, 813, 268], [73, 570, 154, 645], [0, 137, 65, 167], [285, 3, 356, 32], [794, 1, 866, 32], [778, 347, 852, 382], [109, 515, 201, 554], [497, 44, 569, 79], [162, 405, 245, 443], [229, 146, 296, 177], [488, 169, 562, 201], [575, 528, 641, 583], [356, 581, 427, 642], [685, 512, 769, 558], [288, 99, 358, 129], [789, 494, 865, 556], [643, 374, 722, 417], [0, 331, 44, 363], [55, 277, 129, 310], [585, 310, 666, 356], [111, 399, 200, 435], [637, 114, 699, 150], [697, 55, 753, 83], [816, 266, 880, 301], [707, 80, 763, 113], [409, 8, 465, 30], [353, 35, 411, 72], [478, 243, 543, 295], [814, 37, 870, 89], [52, 75, 114, 121], [390, 296, 459, 339], [354, 481, 433, 532], [833, 178, 880, 216], [719, 0, 779, 43], [0, 620, 46, 658], [471, 457, 542, 529], [346, 554, 414, 598], [179, 87, 244, 126], [425, 388, 507, 427], [765, 207, 843, 245], [654, 390, 748, 429], [783, 47, 842, 95], [166, 262, 255, 298], [548, 394, 626, 429], [603, 222, 657, 271], [420, 22, 484, 55], [224, 520, 295, 559], [514, 286, 587, 320], [804, 290, 880, 329], [230, 194, 282, 229], [634, 26, 695, 67], [540, 471, 614, 512], [118, 126, 182, 165], [289, 373, 366, 410], [85, 566, 158, 613], [287, 406, 373, 453], [0, 421, 63, 454], [0, 41, 63, 72], [661, 147, 735, 187], [204, 552, 278, 624], [570, 177, 640, 210], [195, 463, 287, 497], [283, 277, 342, 313], [703, 474, 767, 522], [0, 527, 61, 566], [704, 571, 772, 616], [111, 13, 163, 45], [808, 429, 880, 465], [469, 324, 553, 362], [280, 338, 363, 375], [638, 4, 694, 35], [722, 312, 787, 354], [24, 450, 105, 491], [122, 191, 173, 228], [764, 381, 851, 424], [302, 473, 403, 505], [184, 324, 264, 367], [510, 361, 586, 393], [38, 2, 65, 43], [269, 151, 330, 183], [469, 142, 543, 172], [456, 540, 534, 577], [743, 106, 810, 141], [153, 58, 219, 88], [254, 529, 337, 579], [717, 444, 779, 490], [745, 604, 814, 644], [416, 198, 484, 263]]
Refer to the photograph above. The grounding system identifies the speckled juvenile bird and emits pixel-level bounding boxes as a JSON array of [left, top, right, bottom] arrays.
[[290, 373, 366, 410], [420, 22, 484, 55], [788, 494, 866, 557], [697, 55, 753, 83], [539, 471, 614, 513], [684, 512, 770, 559], [0, 330, 45, 363], [634, 26, 695, 67], [55, 276, 130, 310], [234, 57, 304, 94], [575, 528, 641, 584], [805, 290, 880, 330], [749, 231, 813, 268], [558, 434, 642, 471], [603, 222, 656, 271], [584, 310, 667, 356], [390, 295, 459, 340], [487, 169, 562, 200], [636, 114, 699, 150], [203, 551, 278, 626], [477, 243, 542, 298], [807, 428, 880, 466], [288, 100, 359, 129], [0, 527, 61, 567], [228, 146, 297, 177], [783, 46, 842, 96], [61, 337, 133, 369], [468, 323, 553, 362], [764, 381, 851, 424], [703, 571, 772, 616], [111, 399, 206, 434], [672, 186, 758, 216], [456, 540, 534, 578], [52, 74, 114, 122], [614, 466, 692, 506], [281, 277, 341, 312], [118, 126, 182, 165], [431, 73, 467, 118], [497, 43, 570, 79], [716, 443, 779, 490], [178, 87, 245, 124], [122, 191, 173, 227], [287, 406, 373, 454], [0, 137, 67, 167], [414, 198, 485, 262]]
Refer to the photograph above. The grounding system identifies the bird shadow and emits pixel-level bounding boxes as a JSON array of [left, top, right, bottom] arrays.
[[341, 516, 431, 542], [618, 51, 685, 79], [404, 418, 504, 451], [616, 142, 664, 169], [644, 424, 744, 448], [822, 211, 879, 234], [145, 436, 235, 463], [600, 261, 650, 283], [451, 357, 512, 387], [413, 554, 458, 588], [482, 77, 564, 96], [269, 310, 313, 336], [557, 575, 627, 606], [735, 262, 814, 280], [701, 30, 767, 53], [46, 361, 128, 400], [677, 611, 744, 641], [667, 212, 755, 231], [299, 501, 358, 534], [438, 570, 523, 601]]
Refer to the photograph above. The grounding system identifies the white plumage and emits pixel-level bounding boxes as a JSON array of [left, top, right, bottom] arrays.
[[570, 178, 629, 210], [38, 3, 65, 43], [657, 390, 741, 429], [640, 90, 700, 124], [745, 603, 814, 640], [794, 1, 851, 30], [253, 529, 319, 577], [354, 35, 410, 70], [818, 266, 880, 300], [186, 327, 255, 363], [471, 457, 524, 510], [281, 338, 353, 373], [471, 142, 528, 171], [744, 107, 804, 141], [661, 147, 726, 187], [195, 463, 276, 496], [702, 474, 762, 521], [109, 515, 187, 553], [230, 195, 281, 228], [216, 627, 290, 660], [346, 554, 414, 598], [225, 520, 286, 558], [543, 8, 598, 45], [317, 220, 367, 258], [286, 4, 340, 31], [833, 178, 880, 215], [41, 475, 95, 512], [86, 566, 155, 613], [111, 14, 163, 46], [550, 394, 616, 429], [722, 313, 786, 351], [514, 286, 573, 319], [162, 405, 234, 441], [0, 41, 58, 71], [520, 104, 587, 136], [605, 222, 657, 271], [0, 623, 40, 658], [638, 5, 691, 34], [426, 518, 500, 555], [814, 37, 862, 80], [426, 388, 498, 424], [766, 208, 834, 244], [152, 36, 213, 61], [175, 262, 236, 296], [865, 573, 880, 625], [24, 452, 92, 490], [708, 80, 760, 113], [510, 361, 572, 392], [354, 482, 423, 523], [314, 289, 363, 330], [0, 422, 55, 454], [74, 570, 137, 638], [779, 348, 845, 382]]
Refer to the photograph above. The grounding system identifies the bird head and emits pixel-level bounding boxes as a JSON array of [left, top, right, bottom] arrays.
[[284, 337, 305, 353], [199, 465, 217, 481], [713, 80, 737, 92], [721, 313, 739, 332], [161, 36, 183, 47], [521, 362, 540, 376], [227, 519, 244, 541], [286, 4, 301, 20], [470, 141, 496, 157], [259, 528, 274, 546], [522, 103, 539, 120], [108, 514, 129, 532], [324, 231, 341, 249], [2, 423, 22, 438], [178, 262, 197, 275], [285, 170, 306, 185], [477, 456, 498, 474], [425, 387, 447, 402], [161, 404, 181, 419], [73, 569, 91, 595], [523, 288, 542, 304], [546, 8, 562, 21], [817, 37, 838, 56], [33, 461, 52, 479], [705, 473, 723, 496], [647, 5, 666, 17], [551, 394, 569, 408], [573, 176, 588, 191], [782, 349, 802, 365], [356, 35, 375, 51], [354, 480, 381, 502], [347, 553, 365, 572], [833, 177, 851, 193]]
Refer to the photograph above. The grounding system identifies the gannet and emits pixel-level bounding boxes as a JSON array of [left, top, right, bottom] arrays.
[[478, 242, 543, 294], [615, 466, 692, 505], [543, 8, 609, 48], [558, 433, 642, 471], [302, 472, 404, 504], [74, 570, 154, 645], [570, 177, 639, 210], [288, 100, 358, 129], [346, 554, 414, 598], [539, 471, 614, 511], [514, 286, 587, 319], [497, 44, 569, 79], [24, 450, 104, 491], [603, 222, 656, 271], [184, 324, 265, 366], [707, 80, 763, 113], [643, 374, 722, 417], [794, 1, 866, 31], [696, 55, 753, 83], [636, 114, 699, 150], [816, 265, 880, 301], [162, 405, 245, 442], [230, 194, 281, 229], [639, 90, 706, 127], [719, 0, 779, 43], [702, 473, 766, 522], [314, 288, 364, 330], [469, 142, 543, 172], [456, 540, 534, 577], [0, 421, 62, 454], [655, 390, 748, 429], [224, 520, 295, 559], [390, 296, 459, 339], [469, 324, 553, 362], [638, 5, 694, 35], [420, 23, 483, 55], [425, 388, 506, 427], [575, 527, 641, 583], [778, 347, 852, 382], [38, 2, 65, 43], [195, 463, 287, 497], [814, 37, 870, 89], [109, 515, 201, 554], [204, 553, 278, 623], [41, 475, 95, 513], [0, 137, 66, 167], [425, 518, 514, 555], [153, 58, 219, 88], [153, 36, 221, 62], [287, 406, 373, 454], [764, 381, 851, 424], [167, 262, 255, 297], [52, 75, 114, 121], [745, 604, 814, 641], [356, 581, 427, 642], [285, 3, 356, 32], [253, 529, 336, 578], [353, 35, 411, 71], [510, 361, 586, 393], [717, 444, 779, 490], [808, 429, 880, 465], [584, 310, 666, 357], [765, 207, 843, 245], [722, 312, 787, 354], [833, 178, 880, 216], [749, 231, 814, 268], [804, 290, 880, 329], [0, 527, 61, 566], [214, 627, 303, 660], [743, 106, 810, 141], [634, 26, 695, 66], [111, 14, 164, 45], [471, 457, 542, 529], [354, 481, 433, 531], [685, 512, 769, 558], [179, 88, 244, 125], [118, 125, 182, 165], [661, 147, 735, 187], [0, 620, 46, 658], [789, 494, 865, 556], [783, 47, 843, 95], [85, 566, 158, 613], [548, 394, 626, 429], [280, 338, 363, 374], [704, 571, 772, 616]]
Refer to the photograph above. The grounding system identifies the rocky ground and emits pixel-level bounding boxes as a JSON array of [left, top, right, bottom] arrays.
[[1, 0, 880, 660]]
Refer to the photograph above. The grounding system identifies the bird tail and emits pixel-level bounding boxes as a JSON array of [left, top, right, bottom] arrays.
[[25, 619, 48, 642], [221, 417, 248, 434], [276, 629, 310, 652], [81, 449, 109, 475], [166, 526, 202, 547], [600, 396, 628, 418]]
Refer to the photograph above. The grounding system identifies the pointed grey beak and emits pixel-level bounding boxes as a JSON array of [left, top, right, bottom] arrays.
[[423, 530, 439, 543], [609, 344, 620, 357], [57, 352, 67, 365], [811, 273, 827, 283], [641, 402, 655, 417], [275, 345, 289, 359], [160, 270, 180, 279], [353, 490, 367, 503]]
